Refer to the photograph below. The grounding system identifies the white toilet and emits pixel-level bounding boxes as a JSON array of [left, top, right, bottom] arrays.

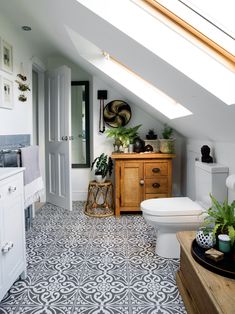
[[141, 161, 229, 258]]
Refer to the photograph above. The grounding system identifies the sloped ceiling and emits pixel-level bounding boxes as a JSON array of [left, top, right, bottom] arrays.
[[1, 0, 235, 142]]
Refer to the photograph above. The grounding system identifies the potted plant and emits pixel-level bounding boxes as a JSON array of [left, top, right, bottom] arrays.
[[203, 194, 235, 248], [159, 124, 174, 153], [91, 153, 113, 183], [105, 125, 141, 153]]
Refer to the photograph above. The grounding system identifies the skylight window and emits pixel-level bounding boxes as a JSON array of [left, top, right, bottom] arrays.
[[144, 0, 235, 63], [72, 1, 235, 104], [100, 54, 192, 119]]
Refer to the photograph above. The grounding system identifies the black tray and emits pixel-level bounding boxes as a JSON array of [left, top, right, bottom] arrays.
[[191, 239, 235, 279]]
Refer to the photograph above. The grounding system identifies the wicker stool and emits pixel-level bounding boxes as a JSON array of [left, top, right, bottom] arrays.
[[85, 180, 114, 217]]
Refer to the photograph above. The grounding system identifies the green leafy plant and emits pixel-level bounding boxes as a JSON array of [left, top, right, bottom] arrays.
[[105, 125, 141, 147], [161, 124, 173, 139], [203, 194, 235, 246], [91, 153, 113, 178]]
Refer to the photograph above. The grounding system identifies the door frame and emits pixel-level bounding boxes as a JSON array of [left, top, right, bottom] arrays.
[[32, 57, 46, 203]]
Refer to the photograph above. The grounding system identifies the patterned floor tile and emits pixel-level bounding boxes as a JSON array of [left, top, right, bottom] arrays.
[[0, 202, 187, 314]]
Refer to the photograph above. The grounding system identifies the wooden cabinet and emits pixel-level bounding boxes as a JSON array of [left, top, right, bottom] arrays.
[[176, 231, 235, 314], [112, 153, 175, 216], [0, 168, 26, 302]]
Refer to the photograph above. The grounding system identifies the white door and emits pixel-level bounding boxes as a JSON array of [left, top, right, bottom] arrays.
[[45, 65, 72, 210]]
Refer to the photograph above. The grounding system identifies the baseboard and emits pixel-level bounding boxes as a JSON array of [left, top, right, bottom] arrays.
[[72, 191, 88, 201]]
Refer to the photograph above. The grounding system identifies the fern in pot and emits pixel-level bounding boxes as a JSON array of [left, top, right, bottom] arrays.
[[202, 194, 235, 249], [91, 153, 113, 183]]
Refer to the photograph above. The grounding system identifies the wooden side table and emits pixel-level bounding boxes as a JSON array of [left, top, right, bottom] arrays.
[[85, 180, 114, 217], [176, 231, 235, 314]]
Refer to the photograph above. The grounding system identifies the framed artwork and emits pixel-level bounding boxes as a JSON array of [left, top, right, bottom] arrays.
[[0, 77, 14, 109], [0, 39, 13, 73]]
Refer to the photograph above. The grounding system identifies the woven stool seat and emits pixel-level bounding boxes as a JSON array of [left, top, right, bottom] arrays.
[[85, 180, 114, 217]]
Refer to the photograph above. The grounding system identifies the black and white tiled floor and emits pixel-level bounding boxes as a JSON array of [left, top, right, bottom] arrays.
[[0, 202, 187, 314]]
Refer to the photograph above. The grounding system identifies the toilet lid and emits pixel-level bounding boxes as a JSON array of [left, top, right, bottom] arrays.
[[141, 197, 203, 216]]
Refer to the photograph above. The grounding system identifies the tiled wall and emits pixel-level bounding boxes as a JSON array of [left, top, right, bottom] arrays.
[[0, 134, 30, 149]]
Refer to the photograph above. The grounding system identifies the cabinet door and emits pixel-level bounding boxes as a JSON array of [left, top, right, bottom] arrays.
[[120, 162, 143, 210], [0, 173, 26, 300], [2, 194, 25, 288], [0, 189, 4, 300]]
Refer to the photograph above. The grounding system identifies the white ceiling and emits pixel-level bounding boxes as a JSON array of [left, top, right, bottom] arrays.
[[0, 0, 235, 142]]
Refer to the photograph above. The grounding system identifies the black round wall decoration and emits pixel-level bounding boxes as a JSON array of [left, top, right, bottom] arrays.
[[103, 100, 131, 128]]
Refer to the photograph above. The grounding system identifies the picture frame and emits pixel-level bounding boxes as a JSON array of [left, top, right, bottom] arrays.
[[0, 39, 13, 73], [0, 77, 14, 109]]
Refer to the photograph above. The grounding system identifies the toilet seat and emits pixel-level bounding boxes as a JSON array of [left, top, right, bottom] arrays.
[[141, 197, 203, 216]]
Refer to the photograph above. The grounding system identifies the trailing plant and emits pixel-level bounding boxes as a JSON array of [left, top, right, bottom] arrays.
[[203, 194, 235, 246], [91, 153, 113, 178], [161, 124, 173, 139], [105, 125, 141, 147]]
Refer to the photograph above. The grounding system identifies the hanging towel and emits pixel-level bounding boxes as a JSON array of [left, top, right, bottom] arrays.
[[20, 145, 44, 208]]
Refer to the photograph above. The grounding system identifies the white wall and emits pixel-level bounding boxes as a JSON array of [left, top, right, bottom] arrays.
[[0, 13, 36, 135], [184, 139, 235, 203]]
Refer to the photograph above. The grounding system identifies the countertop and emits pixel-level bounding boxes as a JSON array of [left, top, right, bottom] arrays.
[[0, 167, 25, 181]]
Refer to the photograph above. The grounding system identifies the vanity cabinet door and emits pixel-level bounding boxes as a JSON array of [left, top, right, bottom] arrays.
[[0, 187, 4, 301], [120, 161, 144, 210], [0, 170, 26, 302]]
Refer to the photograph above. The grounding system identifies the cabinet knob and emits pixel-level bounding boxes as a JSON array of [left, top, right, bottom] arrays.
[[152, 182, 160, 188], [2, 242, 14, 253], [61, 136, 68, 141], [152, 168, 160, 173], [8, 186, 16, 193], [140, 179, 144, 185]]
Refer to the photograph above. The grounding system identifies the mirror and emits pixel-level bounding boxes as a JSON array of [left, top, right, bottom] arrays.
[[71, 81, 90, 168]]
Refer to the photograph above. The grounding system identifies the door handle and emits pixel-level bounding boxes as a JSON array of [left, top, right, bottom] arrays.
[[61, 136, 68, 141], [8, 186, 17, 193], [152, 168, 160, 173], [2, 242, 14, 253], [152, 182, 160, 188]]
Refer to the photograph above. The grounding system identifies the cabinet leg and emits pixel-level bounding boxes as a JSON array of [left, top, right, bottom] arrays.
[[115, 208, 121, 217]]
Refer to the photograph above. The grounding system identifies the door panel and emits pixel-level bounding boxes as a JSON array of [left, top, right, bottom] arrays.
[[45, 66, 72, 210], [120, 162, 143, 209]]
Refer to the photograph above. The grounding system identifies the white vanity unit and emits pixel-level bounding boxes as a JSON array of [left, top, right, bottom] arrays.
[[0, 168, 26, 301]]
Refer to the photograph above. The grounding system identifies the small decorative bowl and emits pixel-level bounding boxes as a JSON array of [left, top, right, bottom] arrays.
[[196, 228, 216, 249]]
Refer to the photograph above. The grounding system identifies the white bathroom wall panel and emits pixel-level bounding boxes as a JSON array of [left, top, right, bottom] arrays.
[[0, 12, 45, 136]]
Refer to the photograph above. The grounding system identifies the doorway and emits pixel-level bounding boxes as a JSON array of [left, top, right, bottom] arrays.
[[32, 61, 46, 208]]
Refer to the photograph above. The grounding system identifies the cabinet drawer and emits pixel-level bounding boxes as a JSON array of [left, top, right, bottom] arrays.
[[145, 194, 168, 200], [145, 162, 168, 178], [145, 178, 168, 193], [0, 173, 23, 199]]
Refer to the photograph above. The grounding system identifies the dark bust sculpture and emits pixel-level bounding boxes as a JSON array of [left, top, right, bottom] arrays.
[[201, 145, 213, 163]]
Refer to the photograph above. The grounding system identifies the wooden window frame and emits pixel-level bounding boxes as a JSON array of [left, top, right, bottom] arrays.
[[144, 0, 235, 66]]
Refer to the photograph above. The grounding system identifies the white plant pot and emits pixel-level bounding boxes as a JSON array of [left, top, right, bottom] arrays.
[[128, 144, 134, 153], [95, 175, 106, 183], [196, 229, 216, 249], [123, 146, 129, 153]]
